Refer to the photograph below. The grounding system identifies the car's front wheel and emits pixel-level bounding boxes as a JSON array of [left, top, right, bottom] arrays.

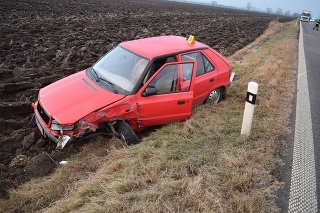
[[115, 120, 141, 145], [205, 88, 223, 104]]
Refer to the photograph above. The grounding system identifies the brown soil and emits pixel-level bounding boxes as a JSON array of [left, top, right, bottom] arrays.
[[0, 0, 293, 199]]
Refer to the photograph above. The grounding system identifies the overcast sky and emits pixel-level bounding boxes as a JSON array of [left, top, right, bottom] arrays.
[[194, 0, 320, 18]]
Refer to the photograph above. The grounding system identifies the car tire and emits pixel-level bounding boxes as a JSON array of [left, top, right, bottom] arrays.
[[205, 87, 223, 104], [115, 120, 141, 145]]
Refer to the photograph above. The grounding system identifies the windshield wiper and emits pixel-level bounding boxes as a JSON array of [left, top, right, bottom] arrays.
[[99, 78, 118, 94], [90, 67, 100, 82], [89, 67, 118, 94]]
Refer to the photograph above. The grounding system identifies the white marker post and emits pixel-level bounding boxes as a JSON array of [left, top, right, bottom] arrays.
[[241, 82, 258, 136]]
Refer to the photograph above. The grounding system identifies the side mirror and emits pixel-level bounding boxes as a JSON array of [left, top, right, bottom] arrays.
[[142, 87, 157, 97]]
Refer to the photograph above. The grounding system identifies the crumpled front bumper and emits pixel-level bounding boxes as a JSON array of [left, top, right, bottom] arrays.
[[32, 110, 71, 149]]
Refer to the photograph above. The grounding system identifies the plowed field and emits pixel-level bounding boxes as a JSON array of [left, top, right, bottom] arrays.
[[0, 0, 293, 199]]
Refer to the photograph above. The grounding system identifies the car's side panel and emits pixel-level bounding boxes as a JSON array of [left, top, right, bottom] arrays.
[[202, 48, 231, 89], [179, 50, 224, 106], [94, 95, 140, 129], [136, 93, 194, 127], [193, 71, 219, 105]]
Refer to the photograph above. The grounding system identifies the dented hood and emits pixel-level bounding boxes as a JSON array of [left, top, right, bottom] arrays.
[[38, 70, 125, 125]]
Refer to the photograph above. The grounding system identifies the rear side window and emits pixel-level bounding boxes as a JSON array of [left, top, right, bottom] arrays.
[[181, 52, 215, 76]]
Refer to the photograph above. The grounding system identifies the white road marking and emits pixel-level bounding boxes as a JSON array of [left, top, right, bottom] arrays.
[[288, 24, 317, 212]]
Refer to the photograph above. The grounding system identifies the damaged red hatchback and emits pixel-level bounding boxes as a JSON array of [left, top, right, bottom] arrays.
[[32, 35, 234, 148]]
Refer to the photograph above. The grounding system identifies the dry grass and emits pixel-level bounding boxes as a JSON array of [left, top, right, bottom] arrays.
[[0, 20, 299, 213]]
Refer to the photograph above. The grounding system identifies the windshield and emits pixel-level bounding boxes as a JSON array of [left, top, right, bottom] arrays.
[[92, 46, 149, 93]]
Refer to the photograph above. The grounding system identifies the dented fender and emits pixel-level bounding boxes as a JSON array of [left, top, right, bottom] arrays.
[[74, 101, 139, 137]]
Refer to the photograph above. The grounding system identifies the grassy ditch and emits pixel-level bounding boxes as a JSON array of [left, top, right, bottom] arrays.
[[0, 20, 299, 213]]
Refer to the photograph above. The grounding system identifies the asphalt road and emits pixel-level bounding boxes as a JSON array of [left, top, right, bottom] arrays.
[[303, 21, 320, 211], [286, 21, 320, 213]]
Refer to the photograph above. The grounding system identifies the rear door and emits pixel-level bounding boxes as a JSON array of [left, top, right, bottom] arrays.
[[180, 51, 218, 105], [136, 61, 197, 128]]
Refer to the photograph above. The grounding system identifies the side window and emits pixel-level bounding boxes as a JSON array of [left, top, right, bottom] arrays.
[[148, 64, 178, 95], [181, 52, 215, 76], [143, 56, 177, 84], [180, 63, 194, 92], [145, 62, 194, 95], [203, 56, 215, 73]]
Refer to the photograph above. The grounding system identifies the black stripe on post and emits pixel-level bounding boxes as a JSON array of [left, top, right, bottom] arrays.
[[246, 92, 257, 105]]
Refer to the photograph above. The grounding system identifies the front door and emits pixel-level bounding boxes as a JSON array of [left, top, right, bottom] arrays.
[[136, 61, 197, 128]]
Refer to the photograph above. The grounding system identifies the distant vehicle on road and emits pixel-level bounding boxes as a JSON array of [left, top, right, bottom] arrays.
[[300, 10, 311, 22], [310, 18, 316, 23]]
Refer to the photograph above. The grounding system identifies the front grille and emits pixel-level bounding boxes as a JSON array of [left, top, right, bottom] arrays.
[[37, 102, 50, 125]]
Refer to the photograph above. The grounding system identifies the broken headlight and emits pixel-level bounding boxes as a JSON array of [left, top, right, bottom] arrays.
[[51, 120, 74, 131]]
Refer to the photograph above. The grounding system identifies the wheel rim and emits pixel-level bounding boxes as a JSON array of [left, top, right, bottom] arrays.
[[208, 89, 221, 104]]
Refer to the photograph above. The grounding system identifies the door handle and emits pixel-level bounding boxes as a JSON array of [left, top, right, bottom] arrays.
[[177, 100, 186, 105], [210, 78, 214, 82]]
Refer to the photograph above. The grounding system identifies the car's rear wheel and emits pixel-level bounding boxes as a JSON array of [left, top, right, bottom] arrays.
[[205, 87, 223, 104], [115, 120, 141, 145]]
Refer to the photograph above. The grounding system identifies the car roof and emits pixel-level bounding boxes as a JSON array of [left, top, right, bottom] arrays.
[[120, 35, 209, 59]]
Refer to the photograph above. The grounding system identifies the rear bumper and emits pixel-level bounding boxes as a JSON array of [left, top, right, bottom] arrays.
[[230, 72, 236, 83], [227, 72, 236, 88]]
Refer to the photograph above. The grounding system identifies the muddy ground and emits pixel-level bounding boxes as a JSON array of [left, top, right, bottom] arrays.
[[0, 0, 293, 199]]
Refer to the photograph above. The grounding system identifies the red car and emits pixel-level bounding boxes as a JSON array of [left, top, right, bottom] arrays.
[[32, 35, 234, 148]]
